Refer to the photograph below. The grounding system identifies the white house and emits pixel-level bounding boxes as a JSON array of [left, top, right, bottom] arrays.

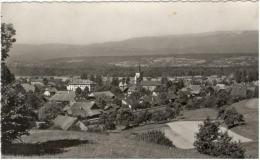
[[66, 79, 95, 91]]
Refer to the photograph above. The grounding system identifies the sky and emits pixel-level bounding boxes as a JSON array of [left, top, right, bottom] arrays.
[[1, 2, 258, 45]]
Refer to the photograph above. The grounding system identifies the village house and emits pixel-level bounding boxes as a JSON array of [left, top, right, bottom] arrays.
[[53, 115, 78, 130], [49, 90, 76, 105], [66, 78, 95, 91], [92, 91, 115, 99], [182, 84, 202, 95], [21, 83, 35, 92], [67, 101, 102, 119], [44, 87, 58, 97], [30, 78, 44, 86], [139, 81, 162, 92]]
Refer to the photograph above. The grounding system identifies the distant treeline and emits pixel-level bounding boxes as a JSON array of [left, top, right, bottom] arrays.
[[10, 65, 258, 80]]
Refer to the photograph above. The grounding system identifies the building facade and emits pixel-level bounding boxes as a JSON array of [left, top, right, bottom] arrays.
[[66, 79, 95, 91]]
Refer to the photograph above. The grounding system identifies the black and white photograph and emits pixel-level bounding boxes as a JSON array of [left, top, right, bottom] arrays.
[[1, 1, 259, 158]]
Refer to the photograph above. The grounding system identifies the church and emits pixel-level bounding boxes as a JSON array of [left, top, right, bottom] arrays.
[[127, 64, 162, 95]]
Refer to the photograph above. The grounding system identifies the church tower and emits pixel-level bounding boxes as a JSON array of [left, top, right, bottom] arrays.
[[134, 63, 142, 84]]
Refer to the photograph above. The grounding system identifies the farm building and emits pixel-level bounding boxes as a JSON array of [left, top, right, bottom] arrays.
[[53, 115, 78, 130], [68, 101, 102, 119], [92, 91, 115, 99]]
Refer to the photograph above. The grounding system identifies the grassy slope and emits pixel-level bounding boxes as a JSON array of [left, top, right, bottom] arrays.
[[3, 129, 211, 159], [228, 98, 259, 158]]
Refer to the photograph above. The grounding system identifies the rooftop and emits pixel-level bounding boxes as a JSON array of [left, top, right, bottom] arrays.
[[71, 101, 101, 118], [68, 79, 95, 85], [139, 81, 162, 86], [49, 91, 76, 102]]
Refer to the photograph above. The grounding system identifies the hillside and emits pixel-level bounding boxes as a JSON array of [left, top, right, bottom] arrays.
[[8, 30, 258, 63]]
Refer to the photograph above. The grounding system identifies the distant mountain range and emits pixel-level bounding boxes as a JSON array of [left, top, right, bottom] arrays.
[[8, 30, 258, 63]]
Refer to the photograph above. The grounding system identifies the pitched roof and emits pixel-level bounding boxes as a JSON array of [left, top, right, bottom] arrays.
[[93, 91, 115, 99], [21, 83, 35, 92], [139, 81, 162, 86], [47, 82, 56, 86], [68, 79, 95, 85], [188, 85, 201, 94], [49, 91, 76, 102], [53, 115, 78, 130], [71, 101, 101, 118], [45, 87, 57, 93], [30, 78, 43, 83]]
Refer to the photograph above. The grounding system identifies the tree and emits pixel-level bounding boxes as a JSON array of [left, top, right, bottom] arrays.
[[216, 90, 229, 108], [1, 63, 15, 86], [159, 92, 169, 105], [111, 77, 119, 86], [161, 76, 168, 85], [82, 86, 90, 99], [126, 76, 130, 84], [38, 102, 63, 122], [1, 23, 16, 61], [1, 85, 35, 145], [90, 74, 95, 82], [194, 117, 220, 155], [218, 107, 245, 129], [95, 74, 103, 86], [75, 87, 82, 100], [116, 109, 134, 127], [194, 117, 245, 158], [176, 79, 185, 90], [80, 73, 88, 79], [1, 23, 16, 86], [1, 23, 35, 146], [101, 112, 116, 130], [43, 78, 48, 85], [25, 90, 45, 110]]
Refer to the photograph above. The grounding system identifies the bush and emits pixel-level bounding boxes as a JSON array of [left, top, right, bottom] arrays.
[[224, 108, 245, 129], [194, 117, 245, 158], [38, 102, 63, 122], [137, 130, 174, 147], [101, 113, 116, 130], [218, 107, 245, 129]]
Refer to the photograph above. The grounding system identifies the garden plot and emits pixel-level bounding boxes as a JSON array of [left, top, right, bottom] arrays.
[[164, 121, 252, 149]]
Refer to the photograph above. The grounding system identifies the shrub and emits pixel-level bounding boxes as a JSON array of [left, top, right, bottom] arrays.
[[194, 117, 245, 158], [224, 108, 245, 129], [137, 130, 174, 147], [218, 107, 245, 129], [101, 113, 116, 130], [116, 109, 134, 127]]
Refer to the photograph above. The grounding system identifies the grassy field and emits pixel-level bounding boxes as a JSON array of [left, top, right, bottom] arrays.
[[3, 129, 211, 159], [2, 99, 258, 158], [182, 108, 218, 120]]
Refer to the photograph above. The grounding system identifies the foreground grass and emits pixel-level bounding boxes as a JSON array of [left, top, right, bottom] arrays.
[[228, 98, 259, 158], [2, 129, 211, 158]]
